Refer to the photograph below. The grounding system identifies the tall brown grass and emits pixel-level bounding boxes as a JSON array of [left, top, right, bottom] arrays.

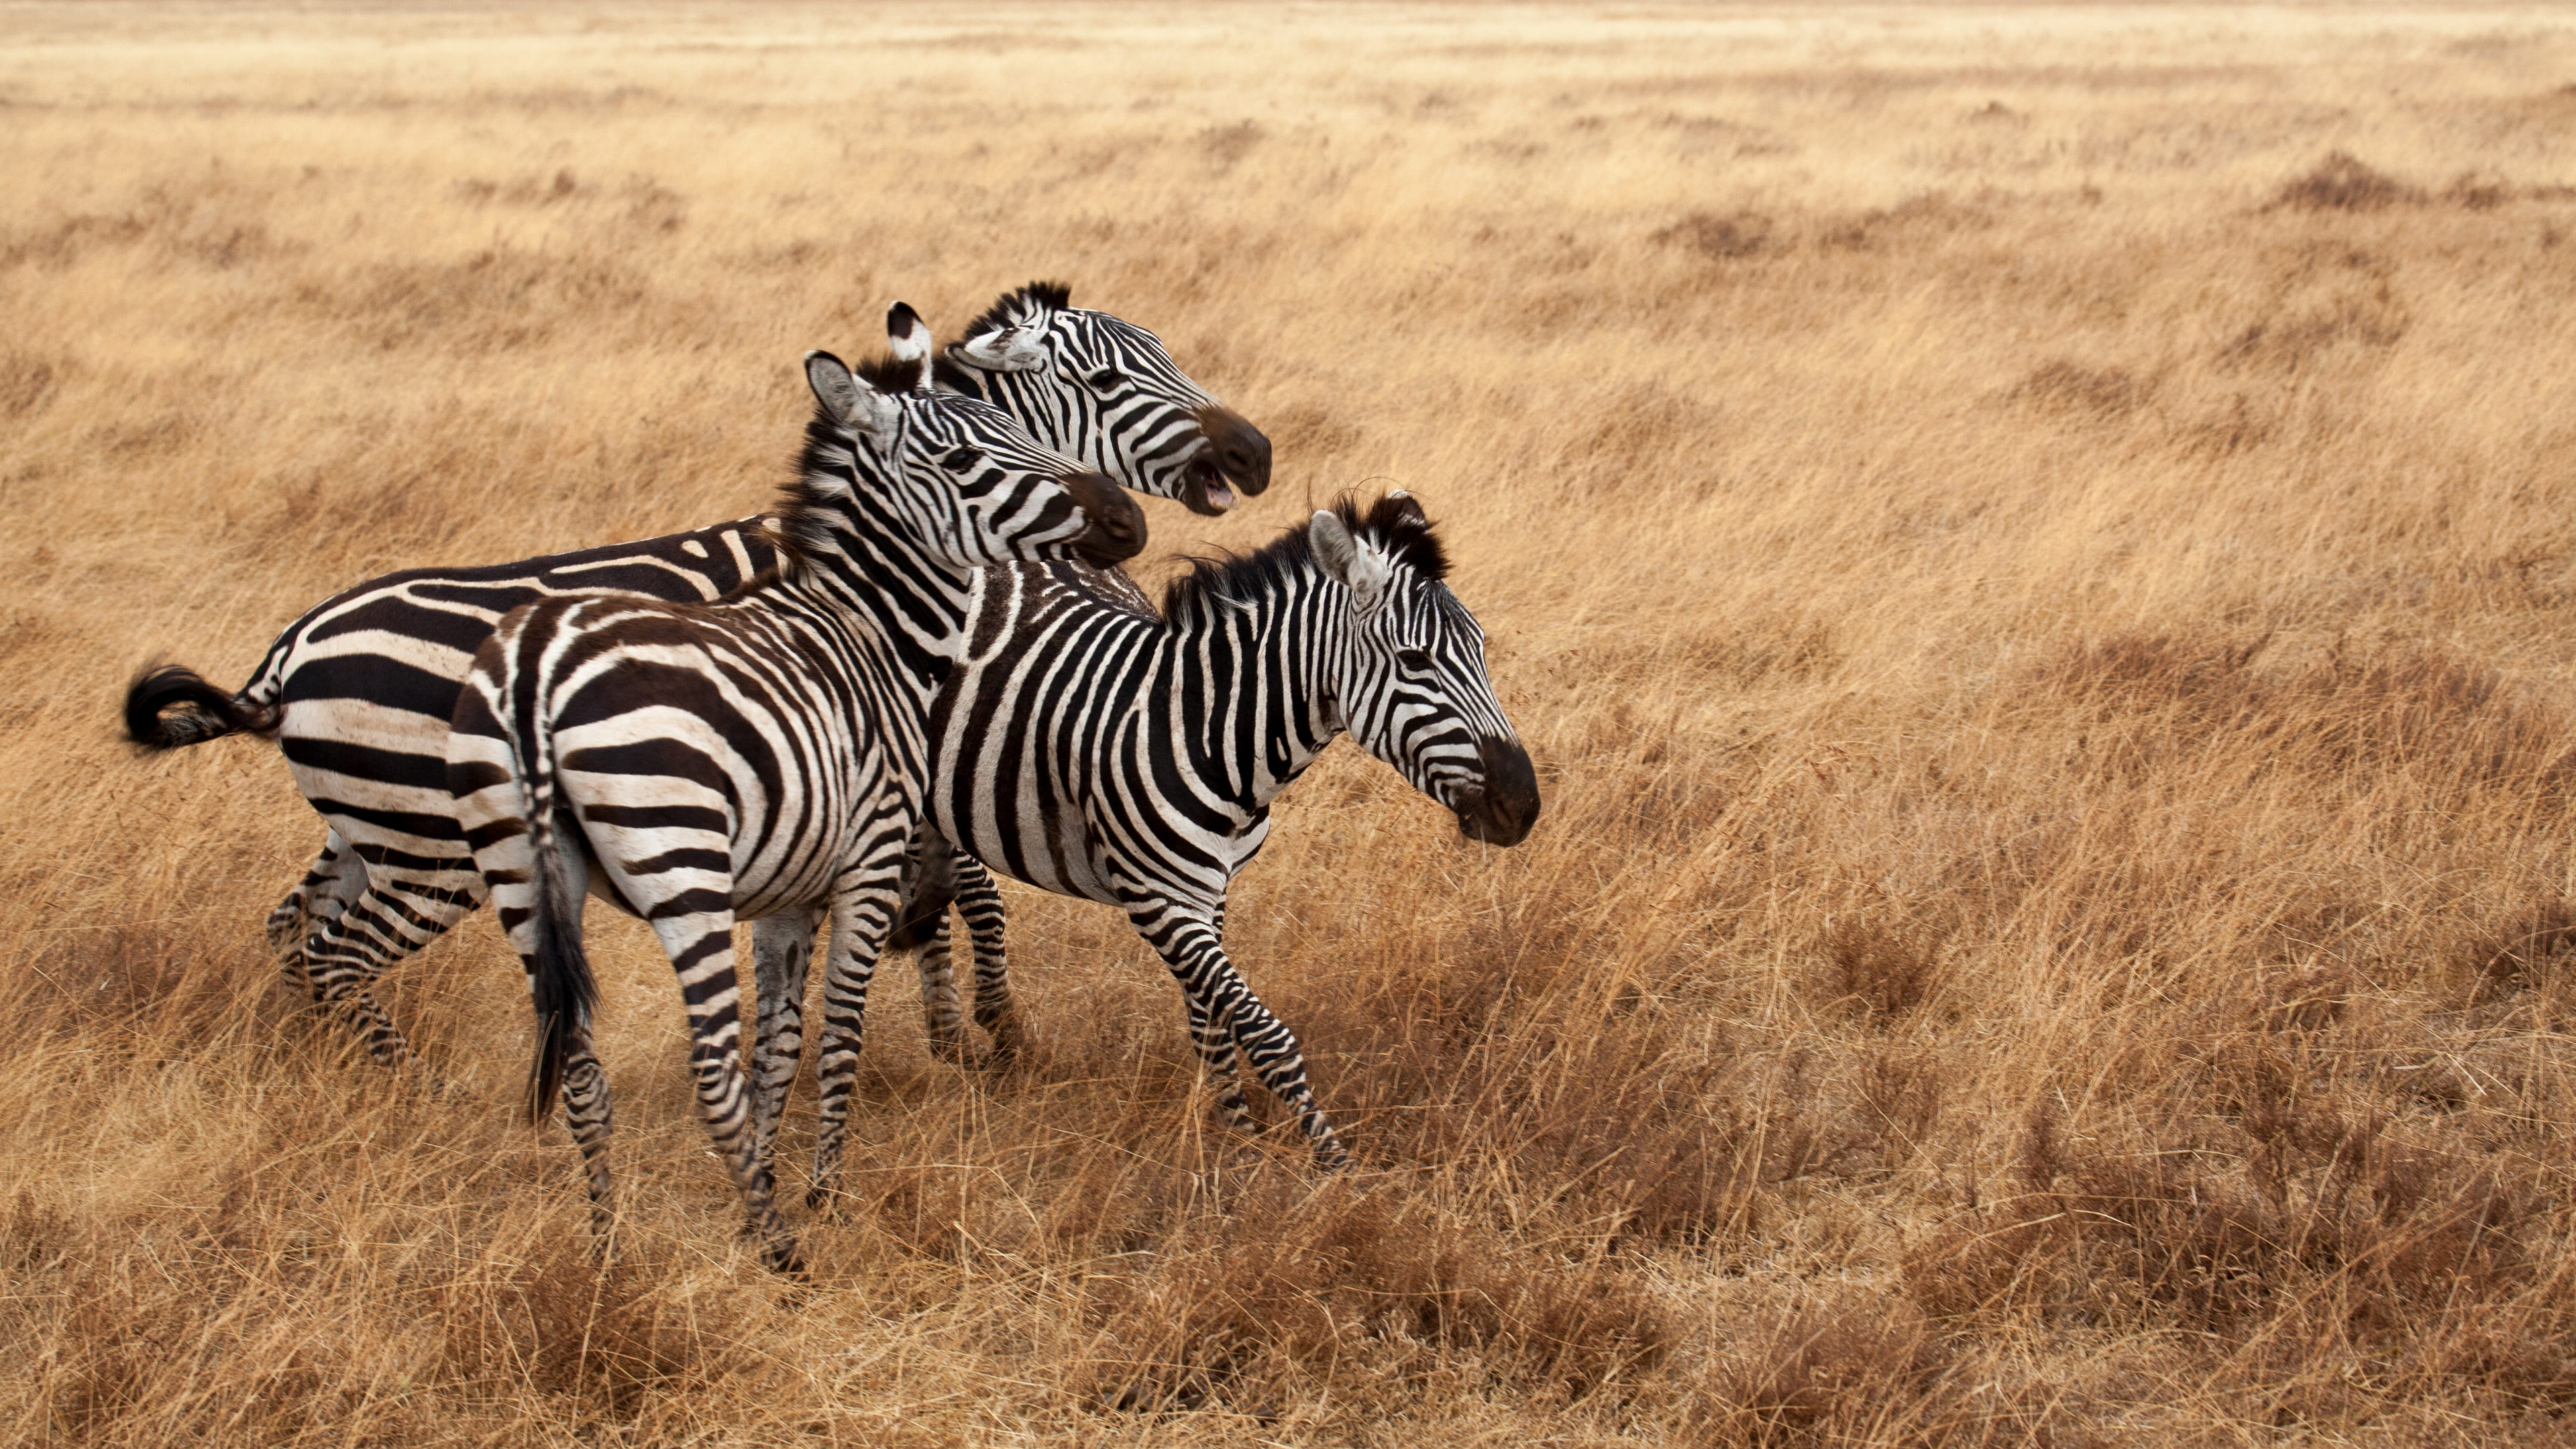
[[8, 3, 2576, 1442]]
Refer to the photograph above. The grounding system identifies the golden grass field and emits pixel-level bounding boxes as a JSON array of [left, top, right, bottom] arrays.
[[9, 1, 2576, 1442]]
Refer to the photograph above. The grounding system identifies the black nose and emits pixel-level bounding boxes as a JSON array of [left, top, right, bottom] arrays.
[[1064, 472, 1147, 565], [1458, 735, 1540, 847], [1194, 405, 1272, 495]]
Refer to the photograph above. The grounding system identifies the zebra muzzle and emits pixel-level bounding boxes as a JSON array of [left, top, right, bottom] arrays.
[[1454, 735, 1541, 847], [1065, 471, 1148, 564], [1181, 405, 1272, 515]]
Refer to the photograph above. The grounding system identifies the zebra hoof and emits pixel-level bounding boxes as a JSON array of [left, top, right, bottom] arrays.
[[763, 1239, 809, 1279]]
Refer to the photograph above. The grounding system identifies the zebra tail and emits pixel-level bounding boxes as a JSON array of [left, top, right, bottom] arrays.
[[506, 648, 598, 1126], [887, 837, 962, 952], [122, 663, 280, 749]]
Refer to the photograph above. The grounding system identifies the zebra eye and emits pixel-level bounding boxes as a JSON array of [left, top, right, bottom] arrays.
[[942, 446, 984, 471], [1088, 367, 1124, 390], [1396, 649, 1434, 673]]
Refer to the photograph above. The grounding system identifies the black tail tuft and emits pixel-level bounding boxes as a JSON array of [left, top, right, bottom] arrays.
[[123, 663, 276, 750]]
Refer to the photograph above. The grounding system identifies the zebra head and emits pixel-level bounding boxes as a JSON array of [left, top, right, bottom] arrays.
[[792, 304, 1147, 572], [936, 281, 1271, 517], [1309, 494, 1540, 847]]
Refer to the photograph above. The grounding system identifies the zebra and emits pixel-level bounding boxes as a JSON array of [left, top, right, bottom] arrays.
[[122, 282, 1268, 1078], [445, 309, 1147, 1275], [871, 492, 1540, 1168], [750, 280, 1272, 1128]]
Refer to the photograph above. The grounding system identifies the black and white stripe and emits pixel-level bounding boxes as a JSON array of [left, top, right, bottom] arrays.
[[912, 493, 1541, 1165], [123, 282, 1267, 1079], [445, 314, 1146, 1273]]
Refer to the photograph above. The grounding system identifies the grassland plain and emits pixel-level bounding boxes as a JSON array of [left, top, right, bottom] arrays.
[[7, 1, 2576, 1443]]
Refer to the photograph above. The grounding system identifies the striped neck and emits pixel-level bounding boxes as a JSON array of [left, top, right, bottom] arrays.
[[1162, 566, 1350, 812], [761, 453, 974, 690]]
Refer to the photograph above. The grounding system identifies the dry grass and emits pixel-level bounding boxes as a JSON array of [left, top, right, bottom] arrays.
[[8, 1, 2576, 1442]]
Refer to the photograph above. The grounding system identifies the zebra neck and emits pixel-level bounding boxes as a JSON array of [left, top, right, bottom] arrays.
[[765, 515, 970, 690], [937, 370, 1091, 475], [1167, 575, 1346, 812]]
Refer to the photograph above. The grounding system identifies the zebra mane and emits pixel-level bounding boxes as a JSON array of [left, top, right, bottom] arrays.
[[961, 280, 1072, 339], [755, 350, 926, 580], [1162, 492, 1450, 616]]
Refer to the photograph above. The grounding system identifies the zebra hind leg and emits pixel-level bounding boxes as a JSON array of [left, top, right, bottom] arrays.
[[645, 905, 803, 1276], [300, 874, 478, 1078], [748, 906, 821, 1169], [266, 830, 362, 997], [557, 1020, 619, 1257]]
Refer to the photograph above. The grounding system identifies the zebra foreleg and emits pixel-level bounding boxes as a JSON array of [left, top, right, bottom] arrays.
[[894, 834, 969, 1062], [1134, 905, 1350, 1169], [911, 860, 1020, 1068], [806, 865, 905, 1208], [748, 906, 822, 1167], [952, 855, 1024, 1067], [914, 917, 967, 1063], [1180, 987, 1257, 1134]]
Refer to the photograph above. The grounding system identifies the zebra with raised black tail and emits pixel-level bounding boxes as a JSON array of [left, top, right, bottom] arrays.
[[122, 282, 1267, 1078], [883, 492, 1540, 1167], [445, 309, 1146, 1273]]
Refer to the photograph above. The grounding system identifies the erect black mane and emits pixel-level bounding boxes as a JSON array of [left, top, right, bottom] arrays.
[[961, 280, 1072, 340], [853, 353, 924, 394], [1161, 492, 1450, 617], [757, 348, 919, 578]]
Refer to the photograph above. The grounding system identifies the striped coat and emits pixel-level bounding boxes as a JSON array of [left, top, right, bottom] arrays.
[[917, 494, 1540, 1164], [122, 282, 1267, 1081], [447, 326, 1146, 1272]]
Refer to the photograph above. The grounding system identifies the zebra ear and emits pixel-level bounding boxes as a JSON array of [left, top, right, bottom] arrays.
[[886, 302, 935, 392], [1309, 511, 1393, 614], [806, 350, 862, 424], [948, 323, 1050, 374], [806, 349, 902, 444]]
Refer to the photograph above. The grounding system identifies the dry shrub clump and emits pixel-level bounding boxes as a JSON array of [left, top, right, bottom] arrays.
[[1654, 209, 1778, 260], [437, 1251, 747, 1416], [2012, 358, 2156, 419], [1086, 1181, 1669, 1411], [2031, 634, 2575, 798], [1689, 1299, 1950, 1448], [2273, 151, 2425, 211], [1907, 1102, 2548, 1385], [13, 3, 2576, 1444]]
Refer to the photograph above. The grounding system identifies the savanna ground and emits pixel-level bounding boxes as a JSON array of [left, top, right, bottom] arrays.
[[7, 2, 2576, 1443]]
